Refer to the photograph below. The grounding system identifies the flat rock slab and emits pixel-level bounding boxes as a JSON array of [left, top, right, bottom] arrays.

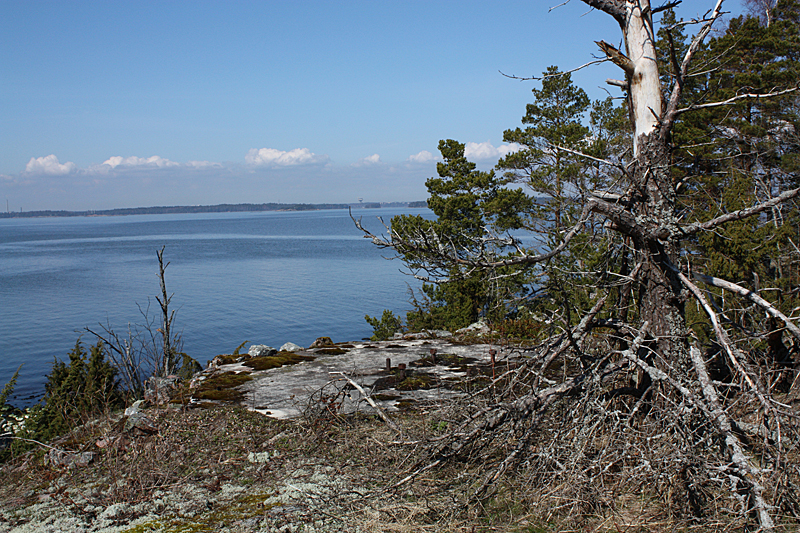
[[200, 338, 505, 418]]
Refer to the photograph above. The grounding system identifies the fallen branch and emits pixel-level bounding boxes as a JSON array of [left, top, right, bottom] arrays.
[[331, 372, 403, 436], [675, 268, 776, 423], [690, 345, 775, 532]]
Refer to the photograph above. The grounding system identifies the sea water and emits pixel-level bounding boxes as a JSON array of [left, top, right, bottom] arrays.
[[0, 208, 427, 406]]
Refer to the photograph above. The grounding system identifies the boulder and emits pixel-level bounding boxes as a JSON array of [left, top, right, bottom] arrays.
[[309, 337, 334, 348], [280, 342, 304, 352], [248, 345, 278, 357], [456, 320, 491, 336], [123, 400, 158, 434], [144, 375, 183, 405], [125, 411, 158, 435]]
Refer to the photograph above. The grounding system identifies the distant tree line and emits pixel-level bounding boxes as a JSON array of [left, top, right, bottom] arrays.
[[0, 201, 423, 219]]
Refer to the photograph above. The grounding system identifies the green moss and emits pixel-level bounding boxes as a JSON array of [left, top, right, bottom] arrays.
[[397, 373, 433, 391], [193, 372, 253, 403], [314, 347, 347, 355], [395, 399, 417, 410], [212, 355, 241, 365], [410, 353, 476, 368], [242, 352, 315, 371]]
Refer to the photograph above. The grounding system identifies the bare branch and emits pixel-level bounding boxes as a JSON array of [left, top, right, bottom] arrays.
[[689, 345, 776, 532], [652, 1, 682, 14], [547, 142, 631, 178], [674, 267, 775, 421], [351, 203, 596, 271], [692, 271, 800, 343], [579, 0, 626, 22], [661, 0, 726, 138], [680, 186, 800, 235], [675, 86, 800, 115], [499, 59, 608, 82], [596, 40, 635, 75]]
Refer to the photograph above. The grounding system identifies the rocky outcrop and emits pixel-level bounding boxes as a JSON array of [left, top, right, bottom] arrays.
[[198, 337, 505, 419]]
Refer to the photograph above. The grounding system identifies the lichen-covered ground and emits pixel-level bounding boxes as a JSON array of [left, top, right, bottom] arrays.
[[0, 405, 476, 533]]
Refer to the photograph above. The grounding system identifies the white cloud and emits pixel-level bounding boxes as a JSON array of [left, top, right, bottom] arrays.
[[353, 154, 382, 167], [407, 150, 436, 164], [464, 141, 522, 161], [24, 155, 77, 175], [245, 147, 327, 167], [102, 155, 180, 169], [186, 160, 222, 169]]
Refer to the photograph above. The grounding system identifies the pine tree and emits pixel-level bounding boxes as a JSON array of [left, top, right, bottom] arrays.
[[498, 66, 591, 231]]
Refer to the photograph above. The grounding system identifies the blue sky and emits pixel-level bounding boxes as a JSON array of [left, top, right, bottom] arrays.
[[1, 1, 738, 211]]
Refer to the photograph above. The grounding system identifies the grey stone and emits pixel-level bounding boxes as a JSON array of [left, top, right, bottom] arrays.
[[125, 411, 158, 434], [456, 320, 491, 335], [125, 399, 145, 417], [145, 376, 183, 405], [46, 449, 95, 468], [280, 342, 304, 352], [249, 344, 278, 357]]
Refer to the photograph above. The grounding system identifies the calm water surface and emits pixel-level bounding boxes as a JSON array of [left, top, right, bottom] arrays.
[[0, 208, 426, 406]]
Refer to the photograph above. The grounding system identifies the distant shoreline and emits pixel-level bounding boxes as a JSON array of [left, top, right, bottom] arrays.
[[0, 201, 429, 219]]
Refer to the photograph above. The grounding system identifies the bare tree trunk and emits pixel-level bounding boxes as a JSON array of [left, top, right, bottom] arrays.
[[155, 246, 176, 376]]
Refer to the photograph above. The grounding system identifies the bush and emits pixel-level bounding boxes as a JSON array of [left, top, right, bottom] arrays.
[[365, 310, 404, 341], [24, 340, 124, 444]]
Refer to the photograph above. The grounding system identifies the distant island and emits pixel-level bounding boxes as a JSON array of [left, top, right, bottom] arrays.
[[0, 201, 428, 219]]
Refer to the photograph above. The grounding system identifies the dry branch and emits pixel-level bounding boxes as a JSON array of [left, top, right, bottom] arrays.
[[692, 271, 800, 342], [689, 345, 776, 532], [330, 372, 403, 436], [680, 186, 800, 235]]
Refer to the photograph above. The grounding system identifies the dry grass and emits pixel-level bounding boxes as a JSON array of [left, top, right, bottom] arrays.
[[2, 363, 798, 533]]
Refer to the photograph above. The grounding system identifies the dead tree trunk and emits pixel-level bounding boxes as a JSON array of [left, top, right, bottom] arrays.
[[155, 245, 176, 376], [587, 0, 687, 364]]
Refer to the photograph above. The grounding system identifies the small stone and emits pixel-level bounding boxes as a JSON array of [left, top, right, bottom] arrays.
[[248, 451, 272, 463]]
